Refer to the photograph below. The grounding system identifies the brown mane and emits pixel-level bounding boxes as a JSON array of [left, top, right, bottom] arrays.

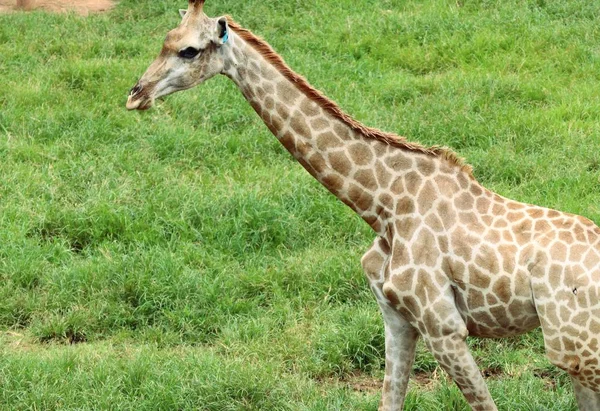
[[226, 17, 473, 177]]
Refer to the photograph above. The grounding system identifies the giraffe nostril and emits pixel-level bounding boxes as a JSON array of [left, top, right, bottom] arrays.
[[130, 84, 142, 96]]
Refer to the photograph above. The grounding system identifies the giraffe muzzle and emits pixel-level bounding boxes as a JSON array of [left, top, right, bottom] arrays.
[[126, 82, 153, 111]]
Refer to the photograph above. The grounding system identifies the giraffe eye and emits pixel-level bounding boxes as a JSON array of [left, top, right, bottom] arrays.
[[179, 47, 201, 59]]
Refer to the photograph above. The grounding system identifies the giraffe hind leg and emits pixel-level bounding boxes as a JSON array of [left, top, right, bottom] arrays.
[[572, 376, 600, 411], [530, 271, 600, 407]]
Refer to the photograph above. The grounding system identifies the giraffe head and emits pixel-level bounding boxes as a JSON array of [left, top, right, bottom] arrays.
[[126, 0, 230, 110]]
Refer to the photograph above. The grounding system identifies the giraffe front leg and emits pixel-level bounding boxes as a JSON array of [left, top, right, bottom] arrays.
[[377, 302, 419, 411], [385, 268, 497, 411], [362, 237, 419, 410], [423, 327, 496, 411], [418, 295, 497, 410]]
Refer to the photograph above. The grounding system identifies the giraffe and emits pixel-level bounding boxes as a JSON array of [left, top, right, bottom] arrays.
[[126, 1, 600, 409]]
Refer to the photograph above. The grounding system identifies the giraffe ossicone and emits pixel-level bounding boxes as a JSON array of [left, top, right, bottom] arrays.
[[127, 1, 600, 409]]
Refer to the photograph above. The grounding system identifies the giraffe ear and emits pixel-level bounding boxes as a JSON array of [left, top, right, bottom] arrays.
[[216, 16, 229, 45], [179, 9, 187, 18]]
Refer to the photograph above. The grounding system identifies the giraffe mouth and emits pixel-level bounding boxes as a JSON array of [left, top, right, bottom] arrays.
[[126, 94, 154, 111]]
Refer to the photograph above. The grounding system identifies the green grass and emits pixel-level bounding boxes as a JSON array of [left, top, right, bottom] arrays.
[[1, 0, 599, 409]]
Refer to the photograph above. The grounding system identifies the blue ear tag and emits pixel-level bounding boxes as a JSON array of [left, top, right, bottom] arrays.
[[222, 30, 229, 44]]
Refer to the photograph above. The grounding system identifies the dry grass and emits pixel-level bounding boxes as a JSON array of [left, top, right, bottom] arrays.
[[0, 0, 114, 15]]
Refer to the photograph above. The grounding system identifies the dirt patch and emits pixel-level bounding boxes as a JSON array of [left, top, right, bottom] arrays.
[[315, 372, 382, 395], [319, 367, 507, 395], [482, 366, 505, 379], [413, 370, 435, 387], [0, 0, 115, 16], [345, 374, 381, 394], [411, 367, 505, 389]]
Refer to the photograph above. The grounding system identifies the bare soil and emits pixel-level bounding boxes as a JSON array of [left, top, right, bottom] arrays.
[[0, 0, 115, 16]]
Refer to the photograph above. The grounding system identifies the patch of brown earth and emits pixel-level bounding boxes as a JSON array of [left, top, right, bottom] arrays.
[[345, 374, 381, 394], [482, 366, 505, 379], [315, 371, 382, 395], [0, 0, 114, 16], [319, 367, 508, 395], [413, 370, 434, 386]]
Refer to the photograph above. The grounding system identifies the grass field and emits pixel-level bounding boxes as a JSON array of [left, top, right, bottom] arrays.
[[1, 0, 600, 409]]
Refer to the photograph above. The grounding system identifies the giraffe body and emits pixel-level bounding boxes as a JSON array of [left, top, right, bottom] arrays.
[[127, 2, 600, 409]]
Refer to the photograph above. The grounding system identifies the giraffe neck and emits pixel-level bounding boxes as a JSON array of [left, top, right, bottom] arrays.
[[221, 26, 460, 235]]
